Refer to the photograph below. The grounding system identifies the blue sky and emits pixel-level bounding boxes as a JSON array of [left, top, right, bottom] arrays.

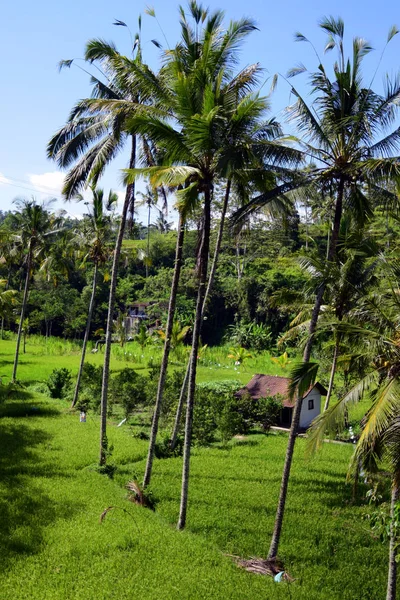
[[1, 0, 399, 222]]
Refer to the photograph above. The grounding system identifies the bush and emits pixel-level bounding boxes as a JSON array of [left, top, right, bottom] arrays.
[[47, 368, 72, 399], [154, 432, 184, 458], [144, 368, 185, 425], [194, 381, 243, 445], [236, 392, 281, 431], [78, 363, 103, 411], [225, 320, 272, 351], [109, 368, 147, 418]]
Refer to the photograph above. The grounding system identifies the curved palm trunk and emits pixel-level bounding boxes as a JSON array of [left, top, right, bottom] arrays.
[[177, 187, 211, 530], [169, 181, 231, 450], [99, 136, 136, 466], [386, 473, 400, 600], [12, 246, 32, 382], [142, 216, 185, 487], [324, 334, 340, 411], [71, 262, 99, 409], [268, 179, 344, 560], [169, 365, 190, 450], [146, 204, 151, 278]]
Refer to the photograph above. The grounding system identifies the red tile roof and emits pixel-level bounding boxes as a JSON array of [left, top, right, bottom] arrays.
[[235, 374, 327, 408]]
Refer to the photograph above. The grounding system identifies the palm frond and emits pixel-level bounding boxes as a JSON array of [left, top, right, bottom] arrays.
[[287, 361, 319, 401]]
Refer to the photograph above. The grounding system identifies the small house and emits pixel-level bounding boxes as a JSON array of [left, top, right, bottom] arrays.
[[235, 374, 327, 430]]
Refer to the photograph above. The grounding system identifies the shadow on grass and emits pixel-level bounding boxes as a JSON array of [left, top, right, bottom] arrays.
[[0, 407, 83, 570], [0, 399, 60, 419]]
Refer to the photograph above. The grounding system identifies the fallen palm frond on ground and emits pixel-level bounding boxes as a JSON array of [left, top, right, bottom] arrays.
[[232, 555, 294, 580], [126, 480, 156, 510]]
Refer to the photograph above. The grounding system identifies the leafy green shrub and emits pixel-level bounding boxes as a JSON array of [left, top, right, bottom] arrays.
[[78, 363, 103, 411], [131, 430, 150, 440], [47, 368, 72, 399], [109, 368, 147, 418], [236, 392, 281, 431], [26, 382, 50, 395], [144, 368, 185, 424], [154, 432, 184, 458], [193, 381, 243, 445], [225, 320, 272, 351]]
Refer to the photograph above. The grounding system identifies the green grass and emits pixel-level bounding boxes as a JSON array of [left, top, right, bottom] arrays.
[[0, 335, 293, 386], [0, 337, 388, 599]]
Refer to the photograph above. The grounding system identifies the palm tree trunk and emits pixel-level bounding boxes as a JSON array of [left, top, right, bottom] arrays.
[[170, 365, 190, 450], [12, 246, 32, 382], [142, 216, 185, 487], [386, 474, 400, 600], [71, 262, 99, 409], [204, 179, 230, 304], [170, 180, 231, 450], [99, 136, 136, 466], [324, 334, 340, 411], [352, 459, 360, 503], [177, 187, 211, 530], [268, 179, 345, 560], [146, 204, 150, 278]]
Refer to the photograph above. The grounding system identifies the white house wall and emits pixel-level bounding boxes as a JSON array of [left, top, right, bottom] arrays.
[[299, 389, 321, 429]]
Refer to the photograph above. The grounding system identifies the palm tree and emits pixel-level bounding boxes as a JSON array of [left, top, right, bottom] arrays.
[[280, 220, 378, 410], [307, 253, 400, 598], [234, 18, 400, 562], [135, 3, 301, 496], [47, 24, 152, 465], [71, 187, 117, 408], [9, 199, 61, 382], [151, 209, 173, 234]]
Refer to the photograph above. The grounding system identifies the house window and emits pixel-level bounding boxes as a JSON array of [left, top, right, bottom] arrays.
[[308, 399, 314, 410]]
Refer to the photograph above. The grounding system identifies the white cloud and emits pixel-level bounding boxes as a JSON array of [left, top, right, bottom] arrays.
[[28, 171, 65, 195], [0, 172, 11, 185]]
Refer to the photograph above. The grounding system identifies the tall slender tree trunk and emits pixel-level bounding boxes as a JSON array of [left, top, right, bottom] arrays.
[[204, 180, 230, 305], [170, 180, 231, 450], [146, 204, 151, 279], [71, 262, 99, 409], [142, 216, 185, 487], [12, 247, 32, 382], [99, 136, 136, 466], [177, 187, 211, 530], [386, 474, 400, 600], [170, 365, 190, 450], [268, 179, 344, 560], [324, 334, 340, 411]]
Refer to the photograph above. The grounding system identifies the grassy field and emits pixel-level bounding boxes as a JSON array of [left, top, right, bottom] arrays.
[[0, 337, 386, 599], [0, 335, 293, 385]]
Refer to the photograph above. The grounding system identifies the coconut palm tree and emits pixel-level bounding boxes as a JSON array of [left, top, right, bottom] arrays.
[[233, 18, 400, 562], [308, 257, 400, 599], [151, 209, 173, 235], [47, 22, 157, 465], [71, 187, 117, 408], [9, 199, 61, 382], [132, 3, 302, 504]]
